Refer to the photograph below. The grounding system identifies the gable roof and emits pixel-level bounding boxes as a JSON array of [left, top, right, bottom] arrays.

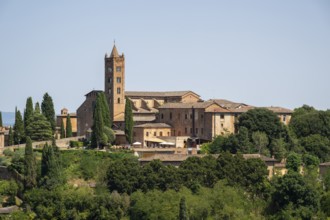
[[126, 91, 199, 98]]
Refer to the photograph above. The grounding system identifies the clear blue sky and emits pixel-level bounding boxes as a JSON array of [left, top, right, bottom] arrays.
[[0, 0, 329, 114]]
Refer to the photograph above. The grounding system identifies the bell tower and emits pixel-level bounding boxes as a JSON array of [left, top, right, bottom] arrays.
[[105, 44, 125, 122]]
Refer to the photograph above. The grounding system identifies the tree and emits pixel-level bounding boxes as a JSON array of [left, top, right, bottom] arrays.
[[35, 102, 41, 113], [124, 97, 134, 144], [65, 114, 73, 138], [299, 134, 330, 162], [60, 120, 65, 139], [290, 105, 330, 138], [24, 97, 34, 133], [13, 108, 24, 144], [0, 111, 2, 127], [25, 109, 52, 141], [252, 131, 269, 155], [99, 92, 112, 127], [91, 94, 106, 148], [270, 138, 287, 161], [237, 108, 286, 140], [8, 127, 14, 146], [286, 152, 302, 172], [40, 140, 64, 189], [41, 93, 56, 132], [269, 172, 320, 216], [237, 126, 252, 153], [106, 157, 142, 194], [24, 137, 37, 189], [179, 197, 188, 220]]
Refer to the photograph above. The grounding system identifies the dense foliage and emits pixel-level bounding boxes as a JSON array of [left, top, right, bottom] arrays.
[[41, 93, 56, 133], [65, 114, 73, 138], [124, 97, 133, 144]]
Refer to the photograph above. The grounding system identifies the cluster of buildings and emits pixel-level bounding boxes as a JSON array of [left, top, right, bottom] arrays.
[[74, 44, 292, 148]]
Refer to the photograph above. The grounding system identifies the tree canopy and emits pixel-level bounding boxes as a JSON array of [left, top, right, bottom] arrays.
[[41, 93, 56, 132], [124, 97, 134, 144]]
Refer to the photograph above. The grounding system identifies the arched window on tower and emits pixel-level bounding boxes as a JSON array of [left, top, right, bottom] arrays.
[[118, 98, 120, 103]]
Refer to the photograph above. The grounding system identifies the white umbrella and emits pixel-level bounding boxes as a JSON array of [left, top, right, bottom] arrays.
[[132, 142, 141, 145]]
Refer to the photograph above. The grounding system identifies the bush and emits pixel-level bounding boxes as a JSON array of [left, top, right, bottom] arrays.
[[69, 141, 84, 148], [3, 148, 14, 157]]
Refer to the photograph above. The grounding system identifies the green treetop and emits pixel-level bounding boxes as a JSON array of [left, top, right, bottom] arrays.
[[124, 97, 134, 144], [26, 108, 52, 141], [91, 97, 105, 148], [65, 114, 73, 138], [99, 92, 112, 127], [13, 108, 25, 144], [179, 197, 188, 220], [41, 93, 56, 132], [60, 120, 65, 139], [24, 97, 34, 131], [8, 127, 14, 146]]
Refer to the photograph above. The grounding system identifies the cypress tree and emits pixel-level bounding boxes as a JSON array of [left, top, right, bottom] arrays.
[[179, 196, 188, 220], [99, 92, 112, 127], [24, 136, 37, 189], [91, 94, 106, 148], [124, 97, 134, 144], [65, 114, 73, 138], [8, 127, 14, 146], [41, 93, 56, 133], [0, 111, 2, 127], [34, 102, 40, 113], [60, 120, 65, 139], [24, 97, 34, 132], [13, 108, 24, 144], [40, 139, 63, 189], [26, 109, 52, 141]]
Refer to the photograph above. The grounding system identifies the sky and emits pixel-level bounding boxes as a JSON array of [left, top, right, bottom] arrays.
[[0, 0, 329, 114]]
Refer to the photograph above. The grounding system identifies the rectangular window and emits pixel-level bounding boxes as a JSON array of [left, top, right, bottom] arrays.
[[154, 132, 157, 136], [160, 132, 163, 136], [185, 128, 188, 134], [190, 114, 193, 119], [196, 128, 198, 134], [201, 114, 204, 119], [108, 77, 111, 83], [190, 128, 192, 134], [146, 132, 149, 137], [170, 112, 172, 120], [117, 87, 121, 94], [161, 113, 164, 119], [116, 66, 121, 72], [185, 114, 188, 119], [283, 115, 286, 122], [220, 114, 225, 119], [116, 77, 121, 83], [201, 128, 204, 135]]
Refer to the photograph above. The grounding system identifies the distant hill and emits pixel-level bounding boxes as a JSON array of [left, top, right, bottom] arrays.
[[1, 112, 15, 126]]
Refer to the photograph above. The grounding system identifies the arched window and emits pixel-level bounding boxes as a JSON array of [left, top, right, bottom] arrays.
[[117, 98, 120, 103]]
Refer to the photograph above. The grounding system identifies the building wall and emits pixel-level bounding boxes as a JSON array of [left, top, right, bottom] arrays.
[[76, 92, 99, 136], [157, 108, 208, 139], [133, 127, 171, 147], [0, 131, 4, 148]]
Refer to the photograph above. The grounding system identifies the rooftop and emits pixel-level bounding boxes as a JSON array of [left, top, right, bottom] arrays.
[[126, 91, 199, 98]]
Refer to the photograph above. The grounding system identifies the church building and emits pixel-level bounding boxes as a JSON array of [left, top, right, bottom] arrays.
[[76, 45, 292, 147]]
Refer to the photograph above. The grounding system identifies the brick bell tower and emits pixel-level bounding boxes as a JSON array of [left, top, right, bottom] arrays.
[[104, 44, 125, 123]]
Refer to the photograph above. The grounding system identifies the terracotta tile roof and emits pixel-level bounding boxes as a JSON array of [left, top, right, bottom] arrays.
[[263, 107, 293, 114], [139, 154, 204, 162], [134, 123, 171, 128], [126, 91, 199, 98], [242, 154, 278, 162], [158, 101, 216, 109]]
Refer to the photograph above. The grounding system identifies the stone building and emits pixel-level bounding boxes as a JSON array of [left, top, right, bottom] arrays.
[[77, 90, 102, 136], [76, 44, 293, 143]]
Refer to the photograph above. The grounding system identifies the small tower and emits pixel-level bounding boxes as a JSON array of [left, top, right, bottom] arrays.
[[104, 44, 126, 123]]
